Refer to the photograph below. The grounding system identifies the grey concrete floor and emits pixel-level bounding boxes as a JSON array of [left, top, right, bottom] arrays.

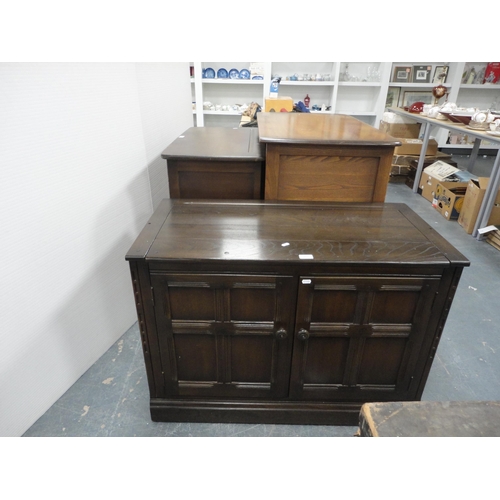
[[23, 154, 500, 437]]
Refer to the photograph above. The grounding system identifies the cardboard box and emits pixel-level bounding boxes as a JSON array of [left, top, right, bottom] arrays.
[[265, 97, 294, 112], [458, 177, 500, 234], [391, 164, 412, 176], [380, 121, 421, 139], [394, 138, 438, 156], [419, 161, 471, 203], [432, 183, 467, 220], [481, 226, 500, 251], [403, 154, 458, 189], [422, 161, 461, 181], [379, 111, 421, 139], [407, 151, 457, 168]]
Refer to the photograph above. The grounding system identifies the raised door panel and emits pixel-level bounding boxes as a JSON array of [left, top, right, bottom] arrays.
[[290, 275, 441, 401], [151, 273, 296, 399]]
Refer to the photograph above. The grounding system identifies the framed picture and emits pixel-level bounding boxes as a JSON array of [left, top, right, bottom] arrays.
[[412, 65, 432, 83], [462, 63, 488, 84], [402, 91, 433, 108], [386, 87, 401, 108], [393, 66, 412, 83], [484, 62, 500, 84], [433, 65, 449, 83]]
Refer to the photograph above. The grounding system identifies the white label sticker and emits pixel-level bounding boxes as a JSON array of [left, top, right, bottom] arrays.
[[281, 242, 290, 247], [302, 279, 312, 284], [299, 254, 314, 259]]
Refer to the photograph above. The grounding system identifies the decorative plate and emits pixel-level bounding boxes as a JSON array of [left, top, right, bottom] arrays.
[[229, 68, 239, 79], [217, 68, 228, 79], [252, 75, 263, 80], [204, 67, 215, 79], [239, 69, 250, 79]]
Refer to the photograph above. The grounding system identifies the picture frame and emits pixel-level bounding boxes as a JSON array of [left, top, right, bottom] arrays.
[[393, 66, 412, 83], [402, 91, 433, 108], [412, 65, 432, 83], [385, 87, 401, 108], [462, 63, 488, 84], [433, 65, 449, 84]]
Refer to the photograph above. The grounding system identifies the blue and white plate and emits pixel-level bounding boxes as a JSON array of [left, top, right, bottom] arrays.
[[229, 68, 239, 79], [204, 67, 215, 79], [239, 69, 250, 79], [252, 75, 263, 80], [217, 68, 228, 79]]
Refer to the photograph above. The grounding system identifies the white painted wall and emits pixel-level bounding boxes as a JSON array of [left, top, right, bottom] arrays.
[[0, 62, 193, 436]]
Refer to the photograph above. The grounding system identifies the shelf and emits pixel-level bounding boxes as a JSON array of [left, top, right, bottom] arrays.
[[203, 110, 242, 116], [389, 82, 443, 88], [280, 81, 335, 86], [202, 79, 264, 85], [442, 143, 500, 150], [460, 84, 500, 90], [338, 81, 383, 87], [346, 111, 378, 116]]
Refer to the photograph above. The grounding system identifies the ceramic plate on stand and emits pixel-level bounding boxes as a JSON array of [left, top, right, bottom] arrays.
[[239, 69, 250, 79], [204, 67, 215, 79], [229, 68, 239, 79], [217, 68, 228, 79]]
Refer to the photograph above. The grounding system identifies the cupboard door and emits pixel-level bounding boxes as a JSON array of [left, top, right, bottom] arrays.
[[150, 273, 296, 399], [289, 276, 441, 401]]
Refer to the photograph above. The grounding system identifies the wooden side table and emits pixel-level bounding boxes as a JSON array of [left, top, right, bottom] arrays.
[[258, 113, 401, 202], [161, 127, 265, 200]]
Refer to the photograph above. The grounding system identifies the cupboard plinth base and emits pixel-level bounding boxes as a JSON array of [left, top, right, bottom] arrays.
[[150, 399, 364, 426]]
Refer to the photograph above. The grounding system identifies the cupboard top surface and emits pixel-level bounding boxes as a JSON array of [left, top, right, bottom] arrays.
[[126, 200, 469, 267], [257, 113, 401, 146], [161, 127, 264, 161]]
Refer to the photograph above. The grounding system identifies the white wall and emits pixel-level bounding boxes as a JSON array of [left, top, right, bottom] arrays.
[[0, 62, 193, 436]]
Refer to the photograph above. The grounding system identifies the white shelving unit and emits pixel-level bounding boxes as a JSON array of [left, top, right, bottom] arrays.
[[190, 61, 500, 150], [191, 61, 391, 128], [387, 62, 500, 150], [191, 62, 271, 127]]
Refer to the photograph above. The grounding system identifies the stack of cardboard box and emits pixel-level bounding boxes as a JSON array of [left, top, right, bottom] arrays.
[[478, 225, 500, 251], [379, 113, 457, 183], [401, 151, 458, 186], [416, 161, 477, 220], [380, 113, 500, 229], [485, 228, 500, 251], [458, 178, 500, 233]]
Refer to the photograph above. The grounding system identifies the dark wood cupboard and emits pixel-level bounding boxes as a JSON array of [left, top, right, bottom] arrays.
[[161, 127, 264, 200], [126, 199, 469, 425]]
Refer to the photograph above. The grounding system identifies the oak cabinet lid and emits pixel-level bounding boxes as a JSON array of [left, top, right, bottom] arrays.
[[257, 113, 401, 146], [126, 200, 469, 267]]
